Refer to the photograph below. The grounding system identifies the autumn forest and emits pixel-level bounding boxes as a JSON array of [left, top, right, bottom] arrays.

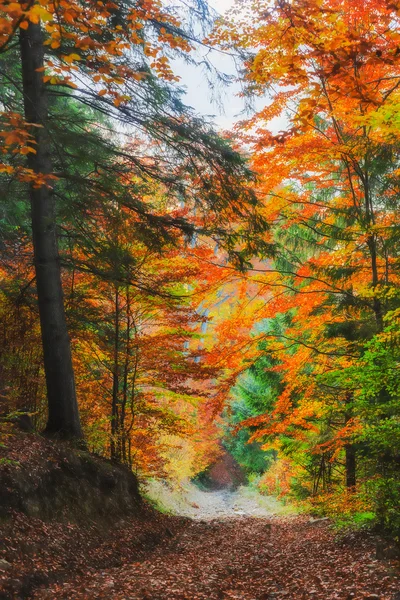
[[1, 0, 400, 598]]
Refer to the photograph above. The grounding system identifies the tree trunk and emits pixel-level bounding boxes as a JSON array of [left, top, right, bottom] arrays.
[[345, 444, 356, 489], [121, 286, 131, 463], [344, 393, 356, 489], [111, 285, 120, 460], [19, 22, 82, 439], [367, 235, 384, 332]]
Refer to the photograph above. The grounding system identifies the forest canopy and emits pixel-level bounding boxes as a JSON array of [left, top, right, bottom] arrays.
[[1, 0, 400, 536]]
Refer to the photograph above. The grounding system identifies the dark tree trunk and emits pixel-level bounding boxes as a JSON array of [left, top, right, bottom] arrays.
[[345, 444, 356, 489], [121, 286, 131, 463], [19, 22, 82, 439], [111, 286, 120, 460], [344, 393, 356, 489], [367, 235, 384, 332]]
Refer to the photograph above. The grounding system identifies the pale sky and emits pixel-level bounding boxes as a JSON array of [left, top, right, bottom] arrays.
[[176, 0, 287, 133], [176, 0, 254, 130], [174, 0, 288, 133], [211, 0, 235, 11]]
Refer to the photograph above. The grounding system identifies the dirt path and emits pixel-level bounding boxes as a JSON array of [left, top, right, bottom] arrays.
[[144, 482, 295, 520], [33, 496, 400, 600], [4, 439, 397, 599], [185, 488, 273, 519], [177, 487, 295, 520]]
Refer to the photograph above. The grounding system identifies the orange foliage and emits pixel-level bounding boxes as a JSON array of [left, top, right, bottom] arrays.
[[259, 458, 302, 498], [205, 0, 400, 488]]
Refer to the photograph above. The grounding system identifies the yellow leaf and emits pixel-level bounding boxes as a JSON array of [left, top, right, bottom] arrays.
[[28, 5, 53, 23], [0, 164, 14, 174], [63, 53, 81, 64]]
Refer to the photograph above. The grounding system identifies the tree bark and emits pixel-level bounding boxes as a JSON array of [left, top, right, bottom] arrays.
[[111, 285, 120, 460], [367, 235, 384, 333], [19, 22, 82, 439], [345, 443, 356, 489], [344, 393, 356, 489], [121, 285, 131, 463]]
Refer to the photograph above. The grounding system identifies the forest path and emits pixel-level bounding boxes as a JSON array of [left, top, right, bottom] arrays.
[[35, 497, 400, 600], [183, 487, 277, 519], [144, 481, 295, 520]]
